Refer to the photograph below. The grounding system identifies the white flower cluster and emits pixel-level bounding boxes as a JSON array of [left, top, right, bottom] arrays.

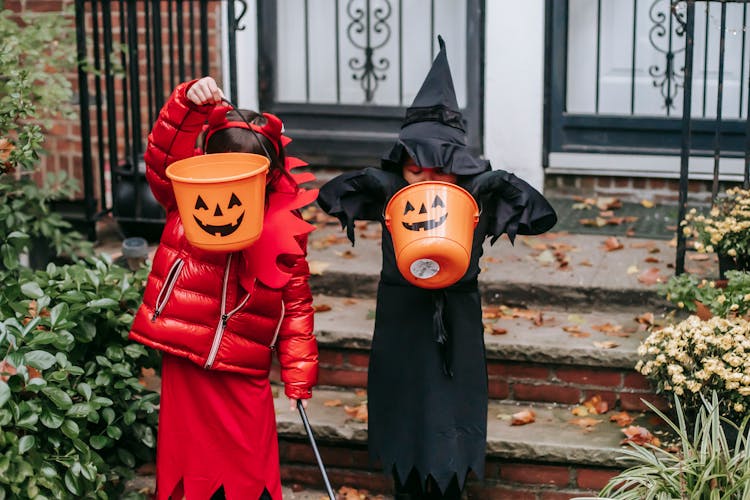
[[685, 187, 750, 255], [636, 315, 750, 415]]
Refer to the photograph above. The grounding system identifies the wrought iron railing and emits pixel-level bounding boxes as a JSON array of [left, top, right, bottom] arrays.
[[74, 0, 246, 241], [674, 0, 750, 274]]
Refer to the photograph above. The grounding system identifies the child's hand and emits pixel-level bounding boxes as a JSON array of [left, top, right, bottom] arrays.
[[289, 398, 308, 411], [187, 76, 225, 106]]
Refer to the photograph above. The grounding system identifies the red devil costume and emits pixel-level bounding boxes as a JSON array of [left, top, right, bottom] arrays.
[[318, 38, 557, 496], [129, 80, 319, 500]]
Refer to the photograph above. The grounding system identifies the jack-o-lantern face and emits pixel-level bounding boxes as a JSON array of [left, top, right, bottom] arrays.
[[192, 192, 245, 237], [401, 195, 447, 231]]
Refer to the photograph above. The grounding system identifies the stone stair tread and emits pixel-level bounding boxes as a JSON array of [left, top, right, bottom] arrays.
[[274, 387, 643, 468], [312, 295, 650, 368], [306, 223, 704, 309]]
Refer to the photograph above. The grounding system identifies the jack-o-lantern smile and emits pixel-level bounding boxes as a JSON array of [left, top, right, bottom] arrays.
[[401, 194, 448, 231], [192, 192, 245, 237]]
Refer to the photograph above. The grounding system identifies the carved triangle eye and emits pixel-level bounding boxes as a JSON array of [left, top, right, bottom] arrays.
[[419, 203, 427, 214], [228, 193, 242, 209], [195, 195, 208, 210], [432, 195, 444, 208], [404, 201, 415, 215]]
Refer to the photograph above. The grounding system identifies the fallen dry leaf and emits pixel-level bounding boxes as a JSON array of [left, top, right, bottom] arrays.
[[596, 197, 622, 211], [334, 249, 357, 259], [571, 406, 589, 416], [641, 199, 655, 208], [563, 325, 590, 338], [0, 359, 16, 382], [688, 253, 710, 261], [490, 326, 508, 335], [644, 256, 660, 263], [593, 341, 619, 349], [635, 312, 654, 326], [626, 265, 639, 275], [580, 217, 608, 228], [579, 259, 593, 267], [323, 400, 342, 408], [603, 237, 624, 252], [313, 304, 332, 313], [344, 402, 368, 422], [637, 267, 665, 285], [621, 425, 660, 446], [308, 260, 331, 275], [355, 389, 367, 397], [344, 298, 358, 305], [583, 395, 609, 414], [694, 301, 713, 321], [569, 417, 602, 428], [511, 409, 536, 426], [610, 411, 635, 427]]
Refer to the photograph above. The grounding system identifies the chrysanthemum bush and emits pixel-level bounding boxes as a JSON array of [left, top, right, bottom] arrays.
[[682, 186, 750, 270], [659, 270, 750, 318], [636, 315, 750, 421]]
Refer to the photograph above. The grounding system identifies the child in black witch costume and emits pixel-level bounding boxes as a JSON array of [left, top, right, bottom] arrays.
[[317, 37, 557, 500]]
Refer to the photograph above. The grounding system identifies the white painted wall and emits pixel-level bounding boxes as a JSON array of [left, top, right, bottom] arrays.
[[483, 0, 546, 192]]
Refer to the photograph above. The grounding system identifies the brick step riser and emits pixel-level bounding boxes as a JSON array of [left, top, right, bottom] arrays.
[[309, 273, 668, 312], [273, 350, 668, 413], [279, 440, 620, 499]]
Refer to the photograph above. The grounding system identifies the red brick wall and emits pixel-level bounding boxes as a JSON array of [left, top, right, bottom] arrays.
[[5, 0, 223, 208]]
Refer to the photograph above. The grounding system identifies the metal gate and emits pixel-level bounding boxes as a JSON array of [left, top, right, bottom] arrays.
[[257, 0, 485, 167]]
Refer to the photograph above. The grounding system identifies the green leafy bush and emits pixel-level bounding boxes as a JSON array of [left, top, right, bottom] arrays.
[[0, 7, 91, 264], [658, 271, 750, 318], [0, 7, 159, 499], [0, 258, 159, 499], [601, 393, 750, 499]]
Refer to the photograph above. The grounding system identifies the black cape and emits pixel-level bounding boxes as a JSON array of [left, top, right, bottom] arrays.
[[317, 167, 556, 491]]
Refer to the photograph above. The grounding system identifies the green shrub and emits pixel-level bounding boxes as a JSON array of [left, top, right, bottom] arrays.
[[0, 258, 159, 499], [601, 393, 750, 499], [658, 270, 750, 318]]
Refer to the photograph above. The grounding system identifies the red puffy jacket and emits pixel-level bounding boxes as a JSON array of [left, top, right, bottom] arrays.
[[129, 81, 318, 399]]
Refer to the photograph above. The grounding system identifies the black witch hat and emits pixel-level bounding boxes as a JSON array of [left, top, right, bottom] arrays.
[[381, 36, 489, 176]]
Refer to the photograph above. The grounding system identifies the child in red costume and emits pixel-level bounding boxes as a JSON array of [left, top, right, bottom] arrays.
[[129, 76, 319, 500]]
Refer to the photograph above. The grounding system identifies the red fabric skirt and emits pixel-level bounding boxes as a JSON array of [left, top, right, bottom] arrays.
[[156, 353, 281, 500]]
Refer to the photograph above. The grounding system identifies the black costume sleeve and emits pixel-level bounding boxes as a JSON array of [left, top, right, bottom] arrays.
[[465, 169, 557, 244], [317, 167, 407, 244]]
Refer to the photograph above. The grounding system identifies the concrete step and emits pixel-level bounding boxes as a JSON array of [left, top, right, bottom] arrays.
[[273, 387, 651, 499], [273, 295, 667, 412], [306, 223, 701, 312]]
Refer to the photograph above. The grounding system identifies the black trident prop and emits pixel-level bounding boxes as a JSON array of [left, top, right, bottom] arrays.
[[297, 400, 336, 500]]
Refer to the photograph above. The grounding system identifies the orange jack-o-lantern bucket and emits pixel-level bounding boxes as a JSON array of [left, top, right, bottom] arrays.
[[166, 152, 269, 252], [385, 181, 479, 289]]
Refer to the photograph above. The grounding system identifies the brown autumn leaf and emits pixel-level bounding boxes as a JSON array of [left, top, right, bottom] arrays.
[[694, 301, 713, 321], [579, 259, 593, 267], [569, 417, 602, 428], [483, 256, 502, 263], [599, 210, 615, 218], [355, 388, 367, 397], [635, 312, 654, 326], [637, 267, 665, 285], [344, 402, 368, 422], [603, 236, 624, 252], [27, 366, 42, 379], [563, 325, 590, 338], [334, 249, 357, 259], [644, 256, 660, 263], [313, 303, 333, 313], [591, 323, 622, 335], [688, 253, 710, 261], [344, 298, 358, 305], [621, 425, 660, 446], [510, 409, 536, 426], [308, 260, 331, 275], [593, 341, 619, 349], [323, 399, 342, 407], [490, 326, 508, 335], [610, 411, 635, 427], [580, 217, 608, 228], [596, 197, 622, 211], [571, 406, 589, 416], [583, 395, 609, 414]]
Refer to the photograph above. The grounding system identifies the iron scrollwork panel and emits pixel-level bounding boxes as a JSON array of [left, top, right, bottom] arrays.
[[650, 0, 687, 112], [346, 0, 392, 103]]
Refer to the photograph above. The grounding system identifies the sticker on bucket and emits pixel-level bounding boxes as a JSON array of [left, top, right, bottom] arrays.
[[410, 259, 440, 279]]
